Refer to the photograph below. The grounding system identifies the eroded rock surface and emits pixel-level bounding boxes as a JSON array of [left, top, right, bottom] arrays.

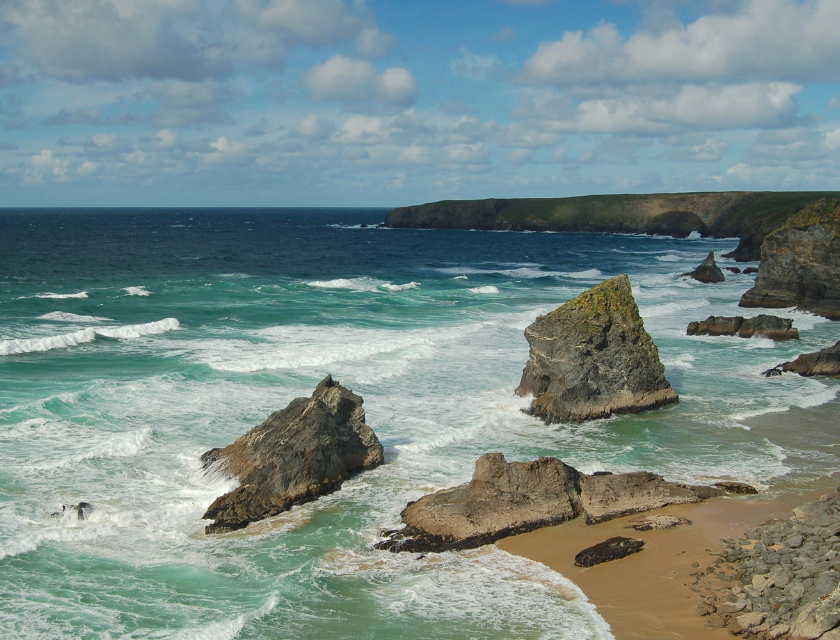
[[627, 514, 692, 531], [201, 375, 384, 534], [683, 251, 726, 283], [763, 340, 840, 378], [377, 453, 722, 552], [516, 274, 678, 424], [574, 537, 645, 567], [686, 315, 799, 341], [740, 199, 840, 320]]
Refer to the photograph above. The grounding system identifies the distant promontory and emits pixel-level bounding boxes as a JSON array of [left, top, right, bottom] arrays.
[[382, 192, 840, 261]]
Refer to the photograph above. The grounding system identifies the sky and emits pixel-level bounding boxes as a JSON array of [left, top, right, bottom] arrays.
[[1, 0, 839, 207]]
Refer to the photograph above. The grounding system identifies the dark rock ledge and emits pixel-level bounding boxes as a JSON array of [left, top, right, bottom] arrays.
[[687, 315, 799, 341], [764, 340, 840, 378], [201, 375, 384, 534], [376, 453, 737, 553]]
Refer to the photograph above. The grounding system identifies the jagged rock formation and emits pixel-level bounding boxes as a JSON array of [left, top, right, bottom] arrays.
[[682, 251, 726, 283], [574, 537, 645, 567], [383, 193, 840, 261], [740, 199, 840, 320], [201, 376, 384, 534], [763, 340, 840, 378], [693, 490, 840, 639], [376, 453, 723, 553], [515, 275, 678, 424], [686, 315, 799, 341]]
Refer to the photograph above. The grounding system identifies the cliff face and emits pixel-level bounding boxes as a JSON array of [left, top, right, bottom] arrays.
[[740, 199, 840, 319], [516, 275, 678, 424], [383, 192, 840, 260]]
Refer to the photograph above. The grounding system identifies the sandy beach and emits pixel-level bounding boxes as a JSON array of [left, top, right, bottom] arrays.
[[499, 401, 840, 640]]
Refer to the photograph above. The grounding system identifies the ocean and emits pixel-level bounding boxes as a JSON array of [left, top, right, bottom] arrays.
[[1, 208, 838, 640]]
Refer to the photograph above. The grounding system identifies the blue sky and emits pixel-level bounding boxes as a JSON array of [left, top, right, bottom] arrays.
[[1, 0, 839, 207]]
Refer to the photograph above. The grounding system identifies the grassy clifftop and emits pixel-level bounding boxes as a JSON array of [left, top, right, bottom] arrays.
[[383, 191, 840, 260]]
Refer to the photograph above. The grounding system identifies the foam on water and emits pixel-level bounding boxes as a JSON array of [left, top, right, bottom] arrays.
[[36, 312, 113, 323], [31, 291, 89, 299], [379, 282, 420, 291], [166, 594, 279, 640], [0, 318, 181, 355], [124, 286, 152, 296], [562, 269, 603, 279], [638, 298, 710, 318], [468, 286, 499, 294], [29, 426, 153, 470]]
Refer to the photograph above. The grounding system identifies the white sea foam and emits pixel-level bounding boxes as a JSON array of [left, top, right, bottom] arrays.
[[452, 275, 468, 280], [307, 277, 382, 291], [167, 594, 279, 640], [31, 291, 89, 299], [380, 282, 420, 291], [639, 299, 710, 318], [36, 311, 112, 323], [562, 268, 603, 279], [123, 286, 152, 296], [0, 318, 180, 356], [687, 230, 702, 239], [31, 427, 153, 470], [468, 286, 499, 294], [663, 353, 696, 370]]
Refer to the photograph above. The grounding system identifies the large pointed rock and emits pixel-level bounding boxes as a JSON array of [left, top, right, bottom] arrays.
[[515, 274, 678, 424], [376, 453, 722, 553], [740, 199, 840, 319], [682, 251, 725, 283], [201, 375, 384, 534]]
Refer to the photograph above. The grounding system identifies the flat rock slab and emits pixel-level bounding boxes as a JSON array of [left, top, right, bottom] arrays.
[[626, 514, 692, 531], [516, 274, 678, 424], [201, 375, 384, 534], [574, 537, 645, 567], [686, 315, 798, 341]]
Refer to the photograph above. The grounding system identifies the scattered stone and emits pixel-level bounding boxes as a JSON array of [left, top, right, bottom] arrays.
[[682, 251, 726, 283], [744, 267, 759, 274], [687, 315, 798, 341], [716, 482, 760, 495], [727, 267, 743, 274], [515, 274, 678, 424], [764, 340, 840, 378], [378, 454, 724, 552], [626, 514, 692, 531], [740, 199, 840, 320], [731, 612, 767, 634], [574, 537, 645, 567], [201, 375, 384, 534]]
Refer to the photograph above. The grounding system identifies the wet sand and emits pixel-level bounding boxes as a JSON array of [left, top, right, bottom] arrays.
[[498, 399, 840, 640]]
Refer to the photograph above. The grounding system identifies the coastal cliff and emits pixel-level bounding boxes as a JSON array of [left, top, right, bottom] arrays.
[[383, 192, 840, 261]]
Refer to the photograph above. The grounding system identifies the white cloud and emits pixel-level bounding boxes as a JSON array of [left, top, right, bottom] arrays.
[[823, 129, 840, 150], [519, 0, 840, 87], [154, 129, 178, 147], [355, 25, 394, 57], [450, 51, 501, 80], [29, 149, 68, 182], [304, 55, 417, 104], [292, 113, 337, 139], [670, 136, 729, 162], [77, 161, 97, 175]]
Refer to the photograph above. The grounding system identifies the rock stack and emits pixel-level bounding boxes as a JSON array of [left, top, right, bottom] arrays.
[[515, 275, 678, 424], [201, 375, 384, 534], [683, 251, 726, 283]]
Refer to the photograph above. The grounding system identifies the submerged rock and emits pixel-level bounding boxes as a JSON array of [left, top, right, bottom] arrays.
[[686, 315, 799, 341], [740, 199, 840, 320], [743, 267, 759, 275], [574, 537, 645, 567], [50, 502, 94, 520], [377, 454, 722, 552], [763, 340, 840, 378], [682, 251, 726, 283], [715, 482, 759, 495], [515, 274, 678, 424], [201, 375, 384, 534]]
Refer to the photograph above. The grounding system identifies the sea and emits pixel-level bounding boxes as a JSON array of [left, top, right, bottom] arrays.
[[1, 208, 838, 640]]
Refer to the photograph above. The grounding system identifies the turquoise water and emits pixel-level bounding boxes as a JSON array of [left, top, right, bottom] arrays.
[[1, 209, 838, 639]]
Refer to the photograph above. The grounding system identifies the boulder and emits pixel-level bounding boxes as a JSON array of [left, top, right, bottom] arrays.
[[201, 375, 384, 534], [789, 584, 840, 640], [726, 267, 742, 274], [740, 199, 840, 320], [375, 454, 584, 553], [626, 514, 692, 531], [764, 340, 840, 378], [377, 454, 723, 552], [682, 251, 726, 283], [687, 315, 798, 340], [574, 537, 644, 567], [715, 482, 759, 495], [579, 471, 722, 524], [515, 275, 678, 424]]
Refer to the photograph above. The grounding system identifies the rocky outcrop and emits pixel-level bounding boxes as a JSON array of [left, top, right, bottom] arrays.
[[740, 199, 840, 320], [763, 341, 840, 378], [715, 482, 759, 495], [693, 490, 840, 639], [201, 375, 384, 534], [579, 471, 722, 524], [574, 537, 645, 567], [515, 275, 678, 424], [376, 453, 722, 552], [686, 315, 799, 341], [683, 251, 726, 283], [627, 514, 692, 531]]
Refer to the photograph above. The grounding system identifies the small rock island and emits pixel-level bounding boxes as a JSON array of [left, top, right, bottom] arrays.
[[515, 274, 678, 424], [201, 375, 384, 534]]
